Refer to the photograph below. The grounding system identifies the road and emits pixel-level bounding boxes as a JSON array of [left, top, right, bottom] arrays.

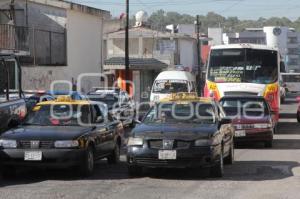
[[1, 94, 300, 199]]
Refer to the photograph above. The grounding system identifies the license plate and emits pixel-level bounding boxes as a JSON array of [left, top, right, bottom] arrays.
[[24, 151, 42, 161], [158, 150, 176, 160], [235, 130, 246, 137]]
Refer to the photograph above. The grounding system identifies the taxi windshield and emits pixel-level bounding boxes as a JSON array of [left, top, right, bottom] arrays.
[[24, 104, 91, 126], [143, 102, 216, 124]]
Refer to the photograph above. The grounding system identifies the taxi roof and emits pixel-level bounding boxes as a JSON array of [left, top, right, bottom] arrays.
[[159, 93, 213, 103], [37, 96, 90, 106]]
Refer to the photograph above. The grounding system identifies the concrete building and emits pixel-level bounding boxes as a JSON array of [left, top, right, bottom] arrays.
[[0, 0, 110, 92], [223, 26, 300, 72], [103, 25, 198, 102]]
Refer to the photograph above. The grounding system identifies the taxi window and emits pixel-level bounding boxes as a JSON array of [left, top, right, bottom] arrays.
[[144, 102, 216, 124], [24, 104, 92, 126]]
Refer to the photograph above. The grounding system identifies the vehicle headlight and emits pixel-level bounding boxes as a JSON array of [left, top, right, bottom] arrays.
[[54, 140, 79, 148], [194, 139, 210, 146], [0, 139, 17, 149], [127, 137, 143, 146], [254, 123, 272, 129]]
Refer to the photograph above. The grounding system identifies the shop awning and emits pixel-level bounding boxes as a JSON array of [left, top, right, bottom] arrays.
[[104, 57, 168, 70]]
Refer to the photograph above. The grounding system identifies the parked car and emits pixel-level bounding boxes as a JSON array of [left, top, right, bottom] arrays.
[[220, 96, 275, 148], [0, 96, 124, 178], [24, 91, 55, 112], [47, 90, 87, 100], [0, 54, 26, 134], [87, 87, 136, 127], [127, 93, 234, 177]]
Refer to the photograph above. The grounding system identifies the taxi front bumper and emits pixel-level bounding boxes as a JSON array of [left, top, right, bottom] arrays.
[[0, 148, 86, 168], [127, 145, 221, 169]]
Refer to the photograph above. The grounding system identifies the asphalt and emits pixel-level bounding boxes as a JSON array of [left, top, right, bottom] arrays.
[[0, 93, 300, 199]]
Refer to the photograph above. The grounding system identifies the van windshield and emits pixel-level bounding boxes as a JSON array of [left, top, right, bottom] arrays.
[[152, 80, 188, 93]]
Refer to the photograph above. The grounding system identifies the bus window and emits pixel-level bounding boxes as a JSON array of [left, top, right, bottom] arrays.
[[208, 48, 278, 84]]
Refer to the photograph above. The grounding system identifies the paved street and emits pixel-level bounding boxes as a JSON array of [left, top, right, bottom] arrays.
[[0, 94, 300, 199]]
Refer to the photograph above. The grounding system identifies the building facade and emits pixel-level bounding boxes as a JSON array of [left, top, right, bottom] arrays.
[[0, 0, 110, 92], [103, 26, 198, 102], [223, 26, 300, 72]]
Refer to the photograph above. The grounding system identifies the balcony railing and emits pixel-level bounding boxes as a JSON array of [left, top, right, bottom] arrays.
[[0, 24, 29, 52]]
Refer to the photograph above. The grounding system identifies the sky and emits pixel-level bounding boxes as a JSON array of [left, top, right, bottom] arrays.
[[71, 0, 300, 20]]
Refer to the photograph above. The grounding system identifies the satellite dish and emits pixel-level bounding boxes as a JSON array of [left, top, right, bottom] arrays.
[[135, 11, 148, 27]]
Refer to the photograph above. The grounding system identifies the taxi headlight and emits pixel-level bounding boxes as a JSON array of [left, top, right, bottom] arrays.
[[127, 137, 143, 146], [0, 139, 17, 149], [194, 139, 211, 146], [254, 123, 272, 129], [54, 140, 79, 148]]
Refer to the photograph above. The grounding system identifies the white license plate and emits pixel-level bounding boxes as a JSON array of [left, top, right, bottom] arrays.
[[158, 150, 176, 160], [235, 130, 246, 137], [24, 151, 42, 161]]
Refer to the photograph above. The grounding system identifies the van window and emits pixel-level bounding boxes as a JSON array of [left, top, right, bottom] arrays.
[[152, 80, 188, 93]]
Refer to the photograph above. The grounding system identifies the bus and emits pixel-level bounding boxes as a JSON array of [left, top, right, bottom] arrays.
[[204, 44, 280, 121], [281, 73, 300, 93]]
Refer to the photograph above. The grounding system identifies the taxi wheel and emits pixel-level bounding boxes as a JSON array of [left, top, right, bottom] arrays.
[[128, 165, 143, 177], [224, 143, 234, 165], [80, 146, 94, 177], [107, 143, 120, 164], [210, 151, 224, 178]]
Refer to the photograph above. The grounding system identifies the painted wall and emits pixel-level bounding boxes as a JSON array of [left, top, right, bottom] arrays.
[[22, 9, 105, 93]]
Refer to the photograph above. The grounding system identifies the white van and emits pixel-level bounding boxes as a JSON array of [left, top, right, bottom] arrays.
[[150, 71, 196, 102]]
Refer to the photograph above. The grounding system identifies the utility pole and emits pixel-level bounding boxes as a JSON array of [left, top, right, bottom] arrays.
[[9, 0, 15, 23], [195, 15, 202, 96], [125, 0, 130, 93], [25, 0, 29, 26]]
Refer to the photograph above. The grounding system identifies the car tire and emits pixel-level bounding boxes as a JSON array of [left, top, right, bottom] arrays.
[[107, 143, 120, 164], [128, 165, 143, 177], [224, 143, 234, 165], [79, 146, 94, 177], [265, 140, 273, 148], [210, 150, 224, 178]]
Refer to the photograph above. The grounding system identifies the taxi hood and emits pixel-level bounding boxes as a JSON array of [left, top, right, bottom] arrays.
[[0, 126, 92, 140], [132, 123, 218, 140]]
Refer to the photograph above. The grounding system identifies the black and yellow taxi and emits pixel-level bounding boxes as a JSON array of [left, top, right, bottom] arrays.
[[127, 93, 234, 177], [0, 96, 124, 177]]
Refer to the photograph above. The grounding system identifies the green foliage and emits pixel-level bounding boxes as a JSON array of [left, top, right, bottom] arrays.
[[147, 10, 300, 33]]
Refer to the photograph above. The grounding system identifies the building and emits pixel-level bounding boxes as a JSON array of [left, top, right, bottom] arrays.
[[103, 21, 198, 102], [0, 0, 110, 92], [223, 26, 300, 72]]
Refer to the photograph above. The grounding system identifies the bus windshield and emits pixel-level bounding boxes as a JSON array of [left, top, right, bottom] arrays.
[[207, 48, 278, 84]]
